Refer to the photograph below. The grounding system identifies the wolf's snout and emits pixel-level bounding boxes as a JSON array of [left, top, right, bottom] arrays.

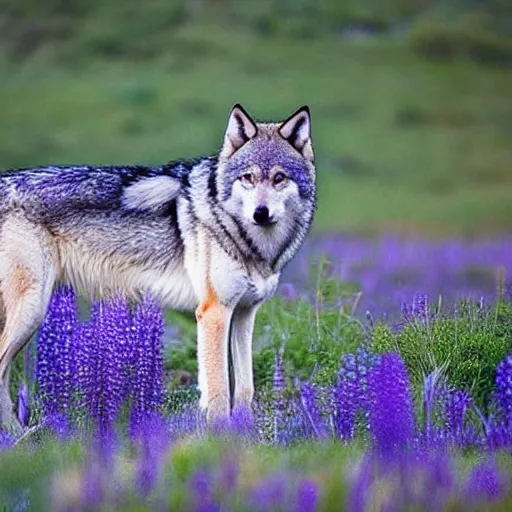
[[253, 205, 271, 225]]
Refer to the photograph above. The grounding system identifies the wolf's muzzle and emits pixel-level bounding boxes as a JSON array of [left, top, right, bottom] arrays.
[[253, 206, 272, 225]]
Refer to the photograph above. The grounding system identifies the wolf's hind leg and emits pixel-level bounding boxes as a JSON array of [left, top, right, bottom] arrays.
[[0, 269, 56, 431], [0, 218, 57, 431]]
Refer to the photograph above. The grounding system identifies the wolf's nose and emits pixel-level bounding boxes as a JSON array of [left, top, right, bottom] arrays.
[[253, 206, 270, 225]]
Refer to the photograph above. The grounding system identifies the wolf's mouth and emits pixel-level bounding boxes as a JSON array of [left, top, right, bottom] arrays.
[[253, 220, 277, 228]]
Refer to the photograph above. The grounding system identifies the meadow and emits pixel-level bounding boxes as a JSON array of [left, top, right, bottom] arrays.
[[1, 1, 512, 510], [1, 285, 512, 510]]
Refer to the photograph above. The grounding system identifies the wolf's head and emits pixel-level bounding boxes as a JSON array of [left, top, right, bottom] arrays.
[[217, 104, 316, 265]]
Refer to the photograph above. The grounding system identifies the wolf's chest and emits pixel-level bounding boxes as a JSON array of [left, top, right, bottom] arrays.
[[239, 271, 280, 307]]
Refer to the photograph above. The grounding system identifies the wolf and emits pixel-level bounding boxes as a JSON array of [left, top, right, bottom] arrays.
[[0, 104, 316, 430]]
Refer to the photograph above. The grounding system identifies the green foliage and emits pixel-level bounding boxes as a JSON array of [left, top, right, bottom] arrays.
[[253, 273, 366, 388], [409, 13, 512, 66], [164, 386, 199, 415], [164, 310, 197, 376], [0, 11, 510, 235], [373, 300, 512, 409]]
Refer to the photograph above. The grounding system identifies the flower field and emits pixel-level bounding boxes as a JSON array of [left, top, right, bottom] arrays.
[[283, 235, 512, 319], [0, 0, 511, 508], [1, 239, 512, 511]]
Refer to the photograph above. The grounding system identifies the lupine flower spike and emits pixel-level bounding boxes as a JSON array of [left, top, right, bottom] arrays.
[[368, 353, 415, 457]]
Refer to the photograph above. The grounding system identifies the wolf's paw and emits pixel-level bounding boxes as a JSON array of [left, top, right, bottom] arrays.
[[205, 394, 230, 426], [233, 387, 254, 410], [0, 408, 24, 438]]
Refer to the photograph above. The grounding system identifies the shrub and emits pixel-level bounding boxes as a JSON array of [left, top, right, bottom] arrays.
[[373, 299, 512, 410]]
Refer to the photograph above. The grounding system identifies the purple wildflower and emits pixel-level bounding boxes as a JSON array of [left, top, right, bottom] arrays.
[[229, 405, 256, 439], [273, 397, 310, 445], [0, 430, 13, 452], [74, 298, 131, 430], [333, 354, 359, 442], [35, 286, 167, 435], [485, 422, 511, 451], [380, 452, 451, 512], [417, 453, 454, 511], [67, 294, 136, 430], [80, 428, 117, 510], [250, 475, 287, 511], [45, 412, 72, 441], [295, 479, 318, 512], [280, 282, 298, 301], [300, 382, 328, 439], [189, 469, 219, 512], [207, 405, 255, 440], [129, 295, 165, 436], [134, 413, 170, 498], [71, 321, 96, 416], [16, 381, 29, 427], [401, 294, 428, 323], [368, 353, 415, 457], [441, 387, 472, 446], [333, 350, 376, 443], [168, 408, 203, 439], [273, 348, 286, 444], [36, 290, 167, 432], [346, 455, 373, 512], [273, 348, 285, 393], [355, 348, 379, 415], [81, 461, 104, 510], [24, 339, 37, 387], [495, 354, 512, 430], [96, 296, 133, 428], [463, 458, 507, 504], [219, 456, 239, 496], [189, 469, 212, 502], [103, 295, 134, 407], [36, 285, 77, 416]]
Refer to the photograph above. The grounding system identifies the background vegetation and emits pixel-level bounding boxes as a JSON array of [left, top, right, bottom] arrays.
[[0, 0, 511, 236]]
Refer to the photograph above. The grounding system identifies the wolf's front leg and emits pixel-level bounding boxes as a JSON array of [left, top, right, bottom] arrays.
[[195, 289, 234, 423], [231, 305, 259, 410]]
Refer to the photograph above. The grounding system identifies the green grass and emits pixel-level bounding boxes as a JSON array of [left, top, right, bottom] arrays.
[[0, 17, 511, 236], [373, 301, 512, 410]]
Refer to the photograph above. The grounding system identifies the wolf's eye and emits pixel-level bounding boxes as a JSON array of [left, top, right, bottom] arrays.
[[241, 173, 254, 186], [273, 172, 287, 185]]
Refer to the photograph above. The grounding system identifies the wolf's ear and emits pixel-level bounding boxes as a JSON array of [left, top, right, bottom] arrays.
[[220, 104, 258, 160], [279, 106, 313, 162]]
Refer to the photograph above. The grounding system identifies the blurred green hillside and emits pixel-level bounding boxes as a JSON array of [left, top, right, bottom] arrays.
[[0, 0, 511, 236]]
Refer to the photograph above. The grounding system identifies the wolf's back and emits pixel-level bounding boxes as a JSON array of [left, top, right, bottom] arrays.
[[0, 163, 189, 220], [0, 161, 202, 304]]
